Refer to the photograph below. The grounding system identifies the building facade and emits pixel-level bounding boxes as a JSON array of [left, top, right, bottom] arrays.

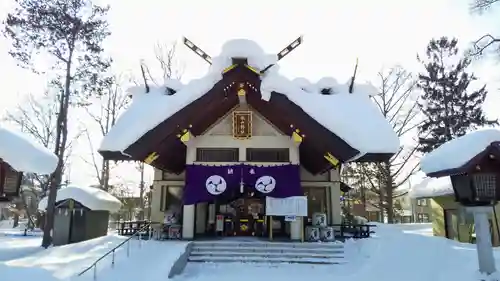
[[149, 106, 344, 240], [98, 39, 400, 241]]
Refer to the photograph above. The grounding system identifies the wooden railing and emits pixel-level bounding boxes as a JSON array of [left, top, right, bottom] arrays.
[[115, 220, 151, 236], [78, 221, 160, 280], [331, 223, 376, 239]]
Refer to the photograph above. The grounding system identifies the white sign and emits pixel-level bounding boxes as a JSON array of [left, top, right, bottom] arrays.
[[285, 215, 296, 222], [216, 215, 224, 231], [265, 196, 307, 217]]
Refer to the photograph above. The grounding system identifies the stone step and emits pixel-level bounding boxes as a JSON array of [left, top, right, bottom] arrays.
[[188, 255, 345, 264], [191, 246, 343, 254], [191, 241, 343, 249], [190, 251, 343, 259]]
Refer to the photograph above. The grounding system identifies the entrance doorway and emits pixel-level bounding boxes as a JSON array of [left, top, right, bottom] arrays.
[[216, 192, 266, 237]]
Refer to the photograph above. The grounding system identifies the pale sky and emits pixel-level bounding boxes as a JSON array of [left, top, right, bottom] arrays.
[[0, 0, 499, 193]]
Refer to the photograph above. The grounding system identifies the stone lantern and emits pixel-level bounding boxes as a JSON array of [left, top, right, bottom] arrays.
[[423, 140, 500, 275], [450, 171, 500, 207]]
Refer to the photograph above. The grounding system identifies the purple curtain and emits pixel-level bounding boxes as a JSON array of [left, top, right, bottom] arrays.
[[184, 164, 242, 205], [242, 164, 303, 198]]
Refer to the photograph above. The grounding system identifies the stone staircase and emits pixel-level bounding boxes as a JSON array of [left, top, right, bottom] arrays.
[[188, 240, 345, 264]]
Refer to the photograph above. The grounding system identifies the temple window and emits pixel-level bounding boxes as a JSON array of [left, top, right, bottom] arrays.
[[246, 148, 290, 162], [195, 148, 239, 162], [160, 185, 183, 213]]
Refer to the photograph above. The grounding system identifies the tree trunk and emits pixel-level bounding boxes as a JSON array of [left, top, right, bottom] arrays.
[[99, 160, 110, 191], [13, 214, 19, 228], [41, 57, 72, 248], [383, 161, 394, 223], [138, 162, 145, 220], [20, 189, 35, 229]]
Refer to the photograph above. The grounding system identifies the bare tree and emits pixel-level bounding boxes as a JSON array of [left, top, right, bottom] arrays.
[[470, 0, 500, 12], [4, 0, 112, 248], [357, 67, 421, 223], [470, 0, 500, 55], [126, 42, 182, 220], [142, 42, 183, 85], [82, 75, 130, 191], [3, 91, 79, 193]]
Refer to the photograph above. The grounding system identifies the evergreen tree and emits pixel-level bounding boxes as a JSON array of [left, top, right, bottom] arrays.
[[3, 0, 111, 248], [417, 37, 497, 153]]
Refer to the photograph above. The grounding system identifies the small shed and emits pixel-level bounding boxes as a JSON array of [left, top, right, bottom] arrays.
[[0, 125, 58, 201], [38, 186, 122, 246]]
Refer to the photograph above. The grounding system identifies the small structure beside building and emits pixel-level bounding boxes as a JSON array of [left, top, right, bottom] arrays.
[[38, 185, 122, 246], [0, 125, 58, 202], [411, 129, 500, 246]]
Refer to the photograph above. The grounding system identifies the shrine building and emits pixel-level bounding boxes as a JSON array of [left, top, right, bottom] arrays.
[[98, 38, 400, 240]]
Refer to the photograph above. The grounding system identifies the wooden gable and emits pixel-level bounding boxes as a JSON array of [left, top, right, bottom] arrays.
[[100, 65, 393, 174]]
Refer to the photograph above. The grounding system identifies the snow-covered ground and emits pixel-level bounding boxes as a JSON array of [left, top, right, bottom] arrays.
[[1, 233, 187, 281], [392, 222, 434, 236], [0, 235, 43, 261], [0, 223, 498, 281]]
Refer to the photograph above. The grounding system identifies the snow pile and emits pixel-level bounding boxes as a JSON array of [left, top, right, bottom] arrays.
[[210, 39, 278, 74], [0, 233, 187, 281], [339, 223, 500, 281], [100, 38, 398, 158], [0, 125, 58, 174], [0, 235, 42, 261], [421, 129, 500, 175], [38, 185, 122, 212], [261, 73, 399, 156], [2, 222, 500, 281], [295, 76, 378, 97], [100, 75, 219, 152], [409, 176, 454, 198], [393, 223, 434, 236]]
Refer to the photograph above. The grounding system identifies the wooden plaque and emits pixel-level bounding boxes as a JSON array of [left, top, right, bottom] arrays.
[[232, 111, 252, 139]]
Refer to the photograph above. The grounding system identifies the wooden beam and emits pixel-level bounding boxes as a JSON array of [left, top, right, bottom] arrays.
[[277, 36, 303, 61], [183, 37, 212, 65]]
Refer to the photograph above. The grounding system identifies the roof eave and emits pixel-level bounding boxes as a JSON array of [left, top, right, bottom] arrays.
[[425, 143, 500, 178]]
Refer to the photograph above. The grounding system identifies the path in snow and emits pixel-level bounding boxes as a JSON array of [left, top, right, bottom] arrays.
[[0, 236, 43, 261], [175, 262, 347, 281]]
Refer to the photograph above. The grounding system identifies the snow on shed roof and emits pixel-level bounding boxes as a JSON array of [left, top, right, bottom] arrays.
[[420, 129, 500, 175], [99, 38, 399, 158], [409, 176, 454, 198], [0, 125, 58, 174], [38, 186, 122, 212]]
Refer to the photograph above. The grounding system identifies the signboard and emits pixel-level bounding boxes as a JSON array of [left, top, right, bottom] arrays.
[[216, 215, 224, 231], [285, 215, 296, 222], [232, 111, 252, 139], [266, 196, 307, 217]]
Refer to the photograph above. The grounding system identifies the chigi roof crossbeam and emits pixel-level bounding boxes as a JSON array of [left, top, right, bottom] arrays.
[[182, 36, 304, 66]]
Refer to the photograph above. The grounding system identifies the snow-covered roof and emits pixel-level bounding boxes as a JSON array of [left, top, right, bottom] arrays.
[[38, 186, 122, 212], [409, 176, 454, 198], [0, 125, 58, 174], [99, 39, 399, 158], [261, 73, 398, 157], [420, 129, 500, 175]]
